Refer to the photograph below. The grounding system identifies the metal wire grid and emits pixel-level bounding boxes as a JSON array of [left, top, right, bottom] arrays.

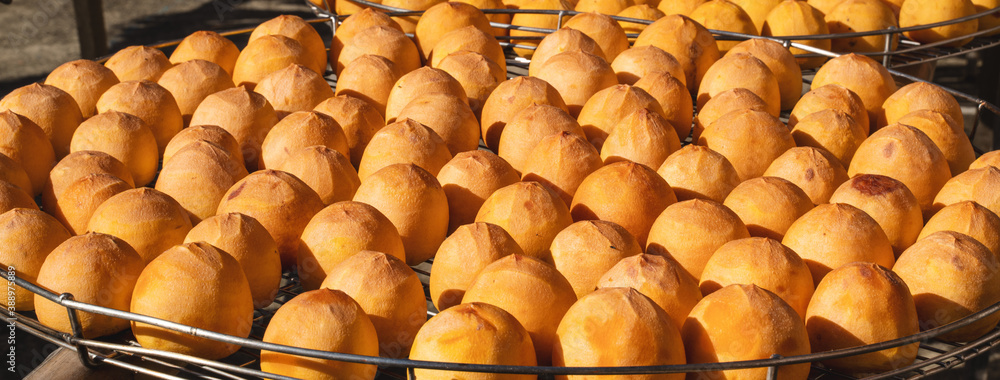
[[9, 2, 1000, 379], [305, 0, 1000, 71], [306, 0, 1000, 153], [12, 259, 1000, 380]]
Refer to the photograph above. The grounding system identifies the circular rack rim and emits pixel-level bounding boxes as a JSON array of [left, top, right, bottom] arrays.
[[309, 0, 1000, 40], [306, 0, 1000, 67], [13, 270, 1000, 378]]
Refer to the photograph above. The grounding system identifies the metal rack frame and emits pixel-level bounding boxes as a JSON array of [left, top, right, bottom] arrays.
[[11, 263, 1000, 380], [10, 2, 1000, 379], [307, 0, 1000, 71]]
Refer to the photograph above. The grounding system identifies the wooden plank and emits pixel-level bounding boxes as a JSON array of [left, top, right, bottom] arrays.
[[71, 0, 108, 59], [25, 347, 134, 380]]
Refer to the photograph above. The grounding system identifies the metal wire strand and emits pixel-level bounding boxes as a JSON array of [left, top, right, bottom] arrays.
[[14, 269, 1000, 377]]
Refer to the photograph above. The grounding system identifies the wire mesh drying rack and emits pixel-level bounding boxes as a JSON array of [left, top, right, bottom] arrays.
[[14, 266, 1000, 380], [306, 0, 1000, 72], [10, 1, 1000, 379]]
